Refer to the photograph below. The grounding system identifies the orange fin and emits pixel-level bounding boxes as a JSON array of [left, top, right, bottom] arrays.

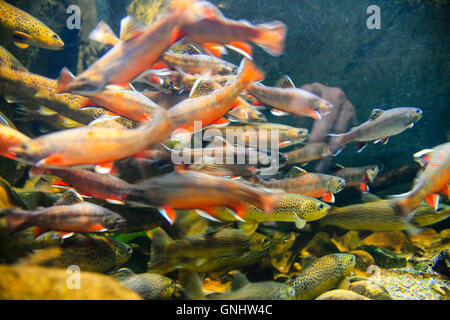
[[89, 223, 107, 232], [37, 154, 65, 166], [203, 43, 227, 58], [213, 117, 230, 126], [359, 183, 369, 192], [106, 199, 125, 205], [33, 227, 48, 238], [226, 42, 253, 59], [229, 204, 248, 220], [170, 28, 184, 45], [441, 185, 450, 197], [158, 206, 177, 225], [95, 162, 114, 174], [279, 140, 292, 147], [425, 193, 440, 211], [321, 192, 335, 203], [151, 61, 169, 70], [52, 179, 70, 187], [57, 232, 75, 239]]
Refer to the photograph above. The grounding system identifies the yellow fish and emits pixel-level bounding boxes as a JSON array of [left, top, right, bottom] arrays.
[[0, 0, 64, 50]]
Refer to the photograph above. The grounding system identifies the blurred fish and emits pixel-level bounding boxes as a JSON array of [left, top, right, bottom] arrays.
[[58, 69, 165, 122], [29, 167, 131, 204], [142, 90, 189, 109], [167, 58, 264, 133], [288, 253, 356, 300], [0, 124, 30, 160], [0, 0, 64, 50], [147, 227, 286, 274], [181, 1, 287, 57], [394, 142, 449, 215], [114, 268, 181, 300], [3, 202, 126, 236], [247, 76, 334, 119], [330, 164, 379, 192], [123, 170, 283, 224], [256, 167, 345, 203], [14, 106, 84, 130], [205, 122, 308, 149], [57, 0, 192, 94], [207, 193, 330, 234], [19, 234, 132, 273], [284, 143, 332, 166], [0, 44, 26, 70], [329, 107, 423, 152], [12, 110, 172, 168]]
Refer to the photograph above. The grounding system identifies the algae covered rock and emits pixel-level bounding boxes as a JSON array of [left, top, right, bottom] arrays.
[[0, 265, 142, 300], [349, 280, 393, 300], [315, 289, 370, 300], [431, 249, 450, 278], [362, 245, 407, 269]]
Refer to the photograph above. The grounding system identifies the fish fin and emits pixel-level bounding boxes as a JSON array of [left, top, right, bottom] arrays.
[[106, 199, 125, 205], [227, 206, 247, 221], [56, 67, 76, 94], [158, 206, 177, 225], [169, 27, 185, 45], [148, 227, 176, 271], [95, 162, 114, 174], [57, 231, 75, 240], [279, 140, 292, 147], [330, 163, 345, 171], [321, 192, 335, 203], [254, 21, 287, 56], [307, 108, 322, 120], [354, 142, 367, 153], [51, 178, 70, 187], [230, 272, 250, 291], [203, 42, 227, 58], [36, 154, 65, 166], [286, 166, 307, 178], [183, 272, 205, 300], [119, 16, 145, 41], [238, 58, 265, 84], [275, 75, 296, 89], [374, 137, 390, 145], [252, 99, 264, 107], [225, 42, 253, 60], [299, 162, 309, 167], [359, 183, 369, 192], [405, 122, 415, 129], [237, 222, 259, 235], [270, 109, 290, 116], [14, 42, 29, 49], [189, 78, 215, 98], [425, 193, 440, 211], [212, 117, 230, 127], [413, 149, 434, 167], [150, 61, 169, 70], [369, 108, 384, 120], [33, 226, 48, 238], [441, 185, 450, 197], [361, 192, 381, 203], [88, 223, 108, 232], [195, 209, 221, 222], [89, 21, 120, 46], [294, 215, 306, 229]]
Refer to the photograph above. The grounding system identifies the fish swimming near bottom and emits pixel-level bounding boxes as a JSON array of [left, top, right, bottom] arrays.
[[288, 253, 356, 300]]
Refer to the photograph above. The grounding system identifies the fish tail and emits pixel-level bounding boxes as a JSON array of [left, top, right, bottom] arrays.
[[2, 209, 30, 235], [255, 21, 287, 56], [391, 192, 422, 217], [147, 227, 177, 272], [238, 58, 265, 85], [180, 271, 206, 300]]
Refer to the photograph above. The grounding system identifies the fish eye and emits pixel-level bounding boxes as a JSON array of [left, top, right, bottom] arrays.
[[262, 238, 269, 244], [318, 204, 324, 209], [52, 34, 59, 40]]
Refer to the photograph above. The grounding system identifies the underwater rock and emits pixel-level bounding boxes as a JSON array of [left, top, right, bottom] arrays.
[[315, 289, 370, 300], [349, 279, 393, 300], [301, 232, 340, 257], [431, 249, 450, 278], [347, 250, 375, 276], [407, 253, 432, 272], [362, 245, 407, 269], [0, 265, 141, 300]]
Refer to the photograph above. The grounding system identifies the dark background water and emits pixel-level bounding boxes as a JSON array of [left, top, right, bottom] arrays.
[[2, 0, 450, 183]]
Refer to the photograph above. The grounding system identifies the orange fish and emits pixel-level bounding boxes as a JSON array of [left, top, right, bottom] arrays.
[[58, 68, 165, 122], [122, 170, 284, 224], [180, 1, 287, 57], [11, 110, 173, 168], [56, 0, 192, 95], [256, 167, 346, 203], [167, 58, 264, 133], [394, 142, 450, 215], [0, 124, 30, 159], [30, 167, 131, 204]]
